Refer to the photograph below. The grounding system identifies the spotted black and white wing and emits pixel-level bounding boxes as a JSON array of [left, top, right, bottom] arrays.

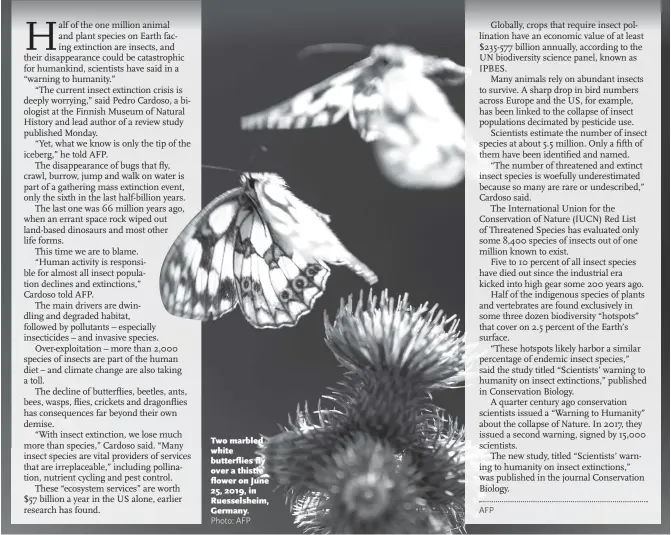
[[160, 188, 243, 320], [240, 58, 374, 131], [231, 202, 330, 329], [348, 78, 385, 142], [254, 177, 378, 285]]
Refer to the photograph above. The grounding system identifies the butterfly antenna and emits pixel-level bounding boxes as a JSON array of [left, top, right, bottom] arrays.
[[201, 165, 243, 173], [297, 43, 370, 60]]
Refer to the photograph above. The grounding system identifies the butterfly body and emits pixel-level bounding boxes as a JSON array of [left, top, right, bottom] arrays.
[[240, 44, 467, 188], [160, 173, 377, 329], [372, 67, 466, 188]]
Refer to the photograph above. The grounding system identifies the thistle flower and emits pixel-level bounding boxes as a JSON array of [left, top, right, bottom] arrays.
[[261, 290, 467, 534], [324, 290, 465, 390], [293, 434, 444, 534]]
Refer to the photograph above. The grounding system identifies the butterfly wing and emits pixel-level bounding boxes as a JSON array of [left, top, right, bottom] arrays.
[[253, 177, 378, 285], [240, 58, 374, 131], [421, 55, 468, 86], [372, 68, 466, 189], [231, 201, 331, 328], [160, 188, 244, 320], [348, 78, 385, 142]]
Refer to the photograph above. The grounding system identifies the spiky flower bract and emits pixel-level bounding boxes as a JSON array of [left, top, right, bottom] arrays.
[[324, 290, 465, 390], [324, 369, 438, 451], [410, 415, 466, 533], [259, 290, 467, 534], [293, 434, 436, 534], [261, 402, 346, 497]]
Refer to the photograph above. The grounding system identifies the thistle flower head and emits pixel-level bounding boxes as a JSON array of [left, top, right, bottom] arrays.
[[324, 290, 465, 390], [293, 433, 446, 534], [263, 289, 468, 533]]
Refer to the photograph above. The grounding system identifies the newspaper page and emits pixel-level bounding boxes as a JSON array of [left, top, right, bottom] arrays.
[[2, 0, 668, 533]]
